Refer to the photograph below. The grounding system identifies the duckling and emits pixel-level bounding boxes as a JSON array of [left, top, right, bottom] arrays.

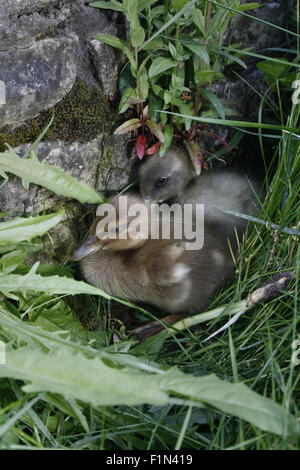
[[139, 145, 259, 237], [72, 193, 236, 338]]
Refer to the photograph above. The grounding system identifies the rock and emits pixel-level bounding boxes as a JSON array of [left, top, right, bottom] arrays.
[[88, 39, 119, 97], [0, 0, 61, 19], [70, 0, 121, 90], [230, 1, 288, 54], [98, 135, 136, 192], [0, 36, 78, 128], [0, 3, 72, 51]]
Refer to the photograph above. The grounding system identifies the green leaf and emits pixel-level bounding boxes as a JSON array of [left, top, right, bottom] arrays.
[[257, 59, 290, 81], [149, 58, 178, 78], [181, 40, 210, 64], [0, 347, 168, 407], [145, 120, 165, 143], [1, 346, 299, 436], [0, 211, 64, 246], [0, 272, 111, 298], [201, 89, 225, 120], [137, 0, 160, 12], [195, 70, 225, 85], [172, 0, 189, 11], [151, 84, 164, 99], [139, 67, 149, 101], [193, 8, 206, 36], [27, 301, 105, 348], [89, 1, 123, 11], [114, 118, 142, 135], [94, 34, 136, 75], [24, 115, 54, 160], [178, 103, 193, 131], [130, 26, 145, 48], [0, 250, 27, 274], [119, 87, 137, 113], [149, 91, 163, 121], [237, 3, 261, 12], [159, 125, 174, 156], [209, 8, 229, 36], [0, 149, 103, 204]]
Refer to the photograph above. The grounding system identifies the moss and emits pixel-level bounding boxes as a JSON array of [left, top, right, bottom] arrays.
[[99, 146, 115, 174], [0, 78, 112, 152]]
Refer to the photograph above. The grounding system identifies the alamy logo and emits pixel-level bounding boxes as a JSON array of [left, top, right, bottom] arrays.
[[0, 81, 6, 107], [291, 339, 300, 366], [0, 340, 6, 365], [291, 80, 300, 105], [96, 198, 205, 250]]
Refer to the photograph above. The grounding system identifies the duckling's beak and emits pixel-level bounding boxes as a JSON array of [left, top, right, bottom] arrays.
[[72, 234, 101, 261]]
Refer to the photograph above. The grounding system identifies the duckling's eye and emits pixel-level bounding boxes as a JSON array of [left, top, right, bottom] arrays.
[[155, 176, 168, 187]]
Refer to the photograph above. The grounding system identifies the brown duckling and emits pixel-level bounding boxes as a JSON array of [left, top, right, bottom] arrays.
[[72, 193, 236, 337], [139, 145, 259, 237]]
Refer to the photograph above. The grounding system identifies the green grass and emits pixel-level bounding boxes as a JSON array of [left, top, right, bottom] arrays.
[[0, 2, 299, 451]]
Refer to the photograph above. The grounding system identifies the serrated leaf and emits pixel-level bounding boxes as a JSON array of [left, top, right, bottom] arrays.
[[114, 118, 142, 135], [149, 57, 178, 78], [0, 211, 64, 246], [0, 250, 27, 274], [1, 346, 299, 436], [0, 149, 103, 204], [0, 271, 111, 299]]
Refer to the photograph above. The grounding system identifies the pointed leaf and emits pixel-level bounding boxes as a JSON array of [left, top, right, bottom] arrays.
[[0, 211, 64, 246], [145, 120, 165, 143], [0, 148, 103, 204], [114, 118, 142, 135], [149, 58, 178, 78], [159, 125, 174, 156], [136, 135, 147, 159]]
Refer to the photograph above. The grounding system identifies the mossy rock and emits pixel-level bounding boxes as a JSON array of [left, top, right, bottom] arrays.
[[0, 78, 112, 152]]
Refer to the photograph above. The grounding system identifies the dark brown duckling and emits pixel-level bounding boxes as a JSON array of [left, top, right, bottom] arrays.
[[72, 193, 237, 338], [139, 145, 259, 238]]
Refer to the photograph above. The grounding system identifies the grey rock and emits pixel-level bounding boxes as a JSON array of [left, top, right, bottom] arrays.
[[0, 0, 62, 19], [230, 1, 286, 53], [70, 0, 120, 89], [89, 39, 119, 97], [98, 135, 136, 192], [0, 35, 78, 128], [0, 4, 72, 51]]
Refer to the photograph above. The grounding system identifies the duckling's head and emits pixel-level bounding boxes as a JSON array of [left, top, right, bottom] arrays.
[[139, 146, 195, 203], [72, 193, 149, 260]]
